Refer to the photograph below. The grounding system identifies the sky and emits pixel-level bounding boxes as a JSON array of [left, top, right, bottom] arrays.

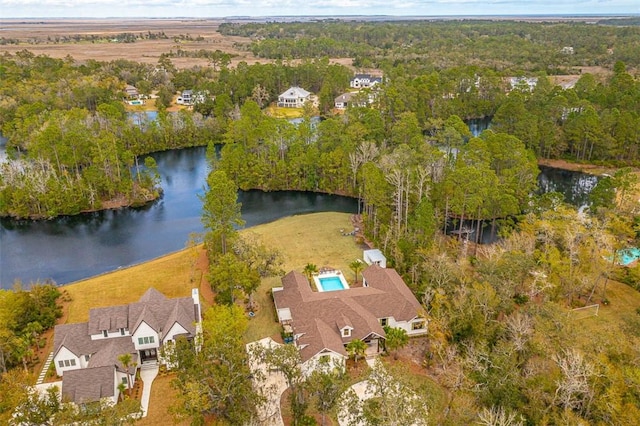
[[0, 0, 639, 19]]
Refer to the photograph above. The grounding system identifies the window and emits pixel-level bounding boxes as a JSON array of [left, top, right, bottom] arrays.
[[379, 318, 388, 327], [60, 359, 77, 367], [121, 377, 128, 384], [342, 328, 351, 337], [120, 328, 126, 336], [138, 336, 155, 345], [85, 355, 90, 362], [102, 330, 108, 337], [412, 321, 425, 330]]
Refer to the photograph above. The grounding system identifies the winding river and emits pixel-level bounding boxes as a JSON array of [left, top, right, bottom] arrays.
[[0, 141, 600, 289]]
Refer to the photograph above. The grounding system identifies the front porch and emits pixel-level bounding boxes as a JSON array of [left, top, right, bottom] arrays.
[[363, 334, 384, 359], [140, 348, 158, 364]]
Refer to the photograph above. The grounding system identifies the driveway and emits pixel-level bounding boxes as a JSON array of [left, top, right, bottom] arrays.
[[139, 365, 159, 417], [246, 337, 288, 426]]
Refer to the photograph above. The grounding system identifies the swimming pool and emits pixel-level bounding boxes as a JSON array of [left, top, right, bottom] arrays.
[[314, 272, 350, 292], [128, 100, 143, 105], [617, 248, 640, 266]]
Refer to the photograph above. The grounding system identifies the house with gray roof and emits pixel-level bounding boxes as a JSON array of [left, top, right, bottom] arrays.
[[350, 74, 382, 89], [272, 264, 425, 375], [53, 288, 201, 404], [278, 86, 311, 108]]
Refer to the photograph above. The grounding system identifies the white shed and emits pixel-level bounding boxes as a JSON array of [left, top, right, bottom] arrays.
[[363, 249, 386, 268]]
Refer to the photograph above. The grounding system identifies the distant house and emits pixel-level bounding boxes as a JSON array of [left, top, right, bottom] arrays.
[[177, 89, 193, 105], [272, 264, 426, 375], [508, 77, 538, 92], [334, 92, 355, 109], [278, 86, 311, 108], [350, 74, 382, 89], [561, 46, 574, 55], [124, 85, 140, 100], [53, 288, 201, 404], [335, 91, 376, 109], [176, 90, 210, 106]]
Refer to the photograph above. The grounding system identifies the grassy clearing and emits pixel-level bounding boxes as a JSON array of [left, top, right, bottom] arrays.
[[137, 373, 189, 426], [568, 279, 640, 352], [264, 104, 305, 118], [244, 212, 364, 342], [60, 212, 362, 339], [63, 247, 204, 323]]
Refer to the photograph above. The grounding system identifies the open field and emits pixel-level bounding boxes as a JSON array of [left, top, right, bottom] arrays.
[[0, 18, 258, 69], [0, 18, 354, 70]]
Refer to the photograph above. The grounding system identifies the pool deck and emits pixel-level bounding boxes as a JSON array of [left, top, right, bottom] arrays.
[[312, 270, 350, 292]]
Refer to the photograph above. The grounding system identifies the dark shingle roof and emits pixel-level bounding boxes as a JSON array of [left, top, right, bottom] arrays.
[[62, 366, 115, 404], [54, 287, 198, 404], [273, 265, 420, 362]]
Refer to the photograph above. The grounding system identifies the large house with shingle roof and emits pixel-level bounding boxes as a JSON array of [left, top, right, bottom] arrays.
[[272, 264, 426, 375], [278, 86, 311, 108], [53, 288, 201, 404]]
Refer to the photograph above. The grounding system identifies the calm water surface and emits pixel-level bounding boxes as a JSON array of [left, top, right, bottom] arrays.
[[0, 146, 357, 288], [0, 142, 600, 289]]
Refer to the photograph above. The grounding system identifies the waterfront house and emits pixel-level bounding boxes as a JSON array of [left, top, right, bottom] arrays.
[[52, 288, 201, 404], [272, 264, 425, 375]]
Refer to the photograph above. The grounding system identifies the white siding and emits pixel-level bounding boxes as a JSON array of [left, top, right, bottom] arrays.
[[132, 321, 159, 351], [301, 351, 345, 377], [163, 322, 189, 344], [54, 346, 81, 376], [387, 318, 427, 336], [90, 328, 129, 341]]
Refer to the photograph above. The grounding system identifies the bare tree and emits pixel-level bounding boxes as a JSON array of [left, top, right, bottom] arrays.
[[477, 406, 524, 426], [553, 349, 595, 415], [505, 312, 533, 354]]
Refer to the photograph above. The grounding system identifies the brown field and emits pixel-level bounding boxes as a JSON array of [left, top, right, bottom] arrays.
[[0, 18, 354, 70]]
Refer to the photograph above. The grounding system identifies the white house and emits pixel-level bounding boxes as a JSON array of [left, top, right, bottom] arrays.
[[278, 86, 311, 108], [176, 90, 210, 106], [52, 288, 201, 404], [272, 265, 426, 376], [350, 74, 382, 89]]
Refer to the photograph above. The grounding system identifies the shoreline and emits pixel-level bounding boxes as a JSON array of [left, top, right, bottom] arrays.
[[537, 158, 619, 176]]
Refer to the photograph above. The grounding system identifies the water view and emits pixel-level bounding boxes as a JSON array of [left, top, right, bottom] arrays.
[[0, 142, 601, 289], [0, 146, 357, 288]]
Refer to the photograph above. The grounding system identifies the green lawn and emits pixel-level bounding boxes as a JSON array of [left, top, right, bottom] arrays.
[[243, 212, 364, 342], [60, 212, 363, 343]]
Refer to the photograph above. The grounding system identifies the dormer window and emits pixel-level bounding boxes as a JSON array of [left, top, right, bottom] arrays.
[[342, 328, 351, 338], [379, 318, 388, 327]]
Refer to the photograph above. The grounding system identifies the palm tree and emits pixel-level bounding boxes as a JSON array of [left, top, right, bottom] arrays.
[[349, 259, 364, 285], [118, 353, 134, 396], [383, 326, 409, 360], [117, 382, 127, 401], [346, 339, 368, 363], [303, 263, 318, 281]]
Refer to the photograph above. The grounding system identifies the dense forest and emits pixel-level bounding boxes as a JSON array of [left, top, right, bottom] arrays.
[[2, 18, 640, 424], [220, 20, 640, 72]]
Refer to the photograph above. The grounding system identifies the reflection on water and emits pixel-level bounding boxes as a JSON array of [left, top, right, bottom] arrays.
[[537, 166, 599, 207], [0, 146, 357, 288], [0, 142, 601, 289]]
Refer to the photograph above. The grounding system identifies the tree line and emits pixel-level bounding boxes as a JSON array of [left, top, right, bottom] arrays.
[[220, 20, 640, 72]]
